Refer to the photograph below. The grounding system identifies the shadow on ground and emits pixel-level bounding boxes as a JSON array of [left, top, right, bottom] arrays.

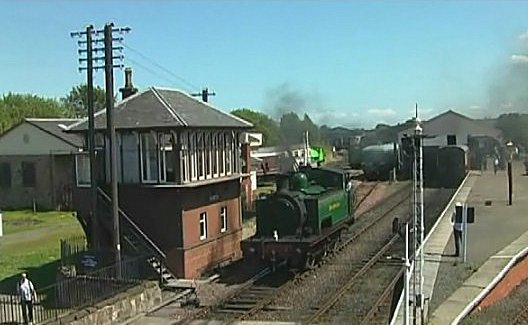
[[0, 260, 60, 295]]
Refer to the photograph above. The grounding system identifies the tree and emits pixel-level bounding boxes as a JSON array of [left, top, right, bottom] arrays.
[[0, 93, 70, 134], [62, 84, 106, 118], [231, 108, 280, 146], [495, 113, 528, 149]]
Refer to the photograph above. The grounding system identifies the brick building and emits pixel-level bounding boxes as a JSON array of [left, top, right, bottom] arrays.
[[0, 118, 82, 210], [67, 82, 253, 279]]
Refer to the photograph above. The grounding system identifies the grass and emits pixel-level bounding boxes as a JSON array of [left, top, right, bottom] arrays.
[[0, 210, 84, 292], [2, 210, 77, 234]]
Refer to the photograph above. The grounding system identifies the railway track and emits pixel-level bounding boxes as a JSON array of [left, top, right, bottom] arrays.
[[302, 188, 454, 324], [354, 181, 379, 210]]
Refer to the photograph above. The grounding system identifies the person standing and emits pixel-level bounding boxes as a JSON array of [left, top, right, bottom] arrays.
[[451, 202, 463, 257], [17, 273, 36, 325], [494, 157, 499, 175]]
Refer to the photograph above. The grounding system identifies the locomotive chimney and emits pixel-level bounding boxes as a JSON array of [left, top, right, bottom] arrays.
[[276, 174, 290, 192]]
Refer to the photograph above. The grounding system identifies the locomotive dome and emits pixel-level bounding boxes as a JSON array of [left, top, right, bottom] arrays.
[[292, 172, 309, 191]]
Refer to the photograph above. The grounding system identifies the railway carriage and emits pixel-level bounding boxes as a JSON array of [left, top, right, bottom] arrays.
[[241, 166, 355, 270]]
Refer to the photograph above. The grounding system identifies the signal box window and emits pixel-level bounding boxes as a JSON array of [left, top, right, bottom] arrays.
[[220, 206, 227, 233], [199, 212, 207, 240], [22, 162, 36, 187], [447, 135, 457, 145]]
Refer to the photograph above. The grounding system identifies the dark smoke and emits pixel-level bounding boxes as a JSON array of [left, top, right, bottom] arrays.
[[263, 82, 323, 120]]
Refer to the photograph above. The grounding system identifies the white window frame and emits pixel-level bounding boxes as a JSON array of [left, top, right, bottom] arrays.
[[180, 131, 189, 183], [205, 132, 211, 179], [197, 132, 205, 180], [190, 132, 197, 181], [219, 132, 226, 177], [220, 206, 227, 233], [199, 212, 207, 240], [212, 132, 219, 178], [139, 132, 158, 184], [158, 133, 173, 183], [226, 132, 232, 176]]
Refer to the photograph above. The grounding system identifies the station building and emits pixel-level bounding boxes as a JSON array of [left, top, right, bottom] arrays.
[[0, 118, 82, 210], [397, 110, 504, 169], [66, 73, 253, 279]]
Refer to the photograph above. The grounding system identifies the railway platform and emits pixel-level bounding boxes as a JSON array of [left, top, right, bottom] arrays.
[[392, 160, 528, 325]]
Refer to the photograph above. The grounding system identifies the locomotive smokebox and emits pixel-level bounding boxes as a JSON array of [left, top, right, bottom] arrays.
[[276, 174, 290, 192]]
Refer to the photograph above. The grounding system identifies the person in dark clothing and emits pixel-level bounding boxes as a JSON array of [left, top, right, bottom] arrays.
[[451, 202, 463, 257]]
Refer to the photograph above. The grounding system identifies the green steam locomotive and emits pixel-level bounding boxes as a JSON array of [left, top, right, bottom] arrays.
[[241, 166, 355, 270]]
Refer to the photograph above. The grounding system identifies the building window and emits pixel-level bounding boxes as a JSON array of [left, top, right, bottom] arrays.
[[447, 135, 457, 145], [199, 212, 207, 240], [140, 132, 158, 183], [190, 132, 197, 181], [225, 132, 232, 175], [159, 133, 175, 183], [220, 206, 227, 233], [0, 162, 11, 188], [121, 132, 139, 183], [75, 154, 91, 187], [180, 131, 189, 183], [21, 162, 36, 187], [197, 133, 205, 180], [219, 132, 226, 176], [212, 133, 219, 177], [205, 133, 211, 178]]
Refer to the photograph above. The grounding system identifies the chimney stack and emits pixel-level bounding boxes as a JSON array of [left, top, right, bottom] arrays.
[[119, 67, 138, 100]]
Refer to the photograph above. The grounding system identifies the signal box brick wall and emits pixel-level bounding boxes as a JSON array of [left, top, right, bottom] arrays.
[[0, 155, 74, 210], [75, 178, 243, 279]]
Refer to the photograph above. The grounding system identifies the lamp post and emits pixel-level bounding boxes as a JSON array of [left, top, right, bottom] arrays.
[[506, 141, 514, 205]]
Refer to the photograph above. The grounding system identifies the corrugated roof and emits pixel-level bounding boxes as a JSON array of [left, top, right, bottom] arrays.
[[25, 118, 83, 147], [67, 87, 253, 132]]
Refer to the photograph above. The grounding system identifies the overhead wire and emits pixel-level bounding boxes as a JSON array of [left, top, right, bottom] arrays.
[[122, 43, 201, 92]]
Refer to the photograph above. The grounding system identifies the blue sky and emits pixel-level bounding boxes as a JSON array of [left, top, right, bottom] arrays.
[[1, 1, 528, 128]]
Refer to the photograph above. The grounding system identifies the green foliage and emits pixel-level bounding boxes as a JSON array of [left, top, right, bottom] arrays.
[[0, 93, 70, 135], [231, 108, 280, 146], [61, 84, 106, 118], [495, 113, 528, 149]]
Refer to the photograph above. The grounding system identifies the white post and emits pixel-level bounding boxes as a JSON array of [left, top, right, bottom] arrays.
[[404, 223, 410, 325], [463, 204, 468, 263], [0, 208, 3, 237]]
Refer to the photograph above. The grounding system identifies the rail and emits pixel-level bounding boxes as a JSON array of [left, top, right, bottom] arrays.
[[307, 235, 400, 323], [97, 187, 166, 260]]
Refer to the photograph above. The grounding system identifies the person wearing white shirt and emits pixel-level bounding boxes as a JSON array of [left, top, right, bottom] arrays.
[[17, 273, 36, 325], [451, 202, 464, 257]]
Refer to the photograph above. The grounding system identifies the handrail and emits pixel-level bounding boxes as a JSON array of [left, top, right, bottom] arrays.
[[97, 187, 167, 259]]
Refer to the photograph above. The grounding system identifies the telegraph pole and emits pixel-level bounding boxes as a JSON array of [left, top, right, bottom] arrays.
[[192, 87, 216, 102], [71, 25, 103, 251], [104, 22, 129, 276]]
